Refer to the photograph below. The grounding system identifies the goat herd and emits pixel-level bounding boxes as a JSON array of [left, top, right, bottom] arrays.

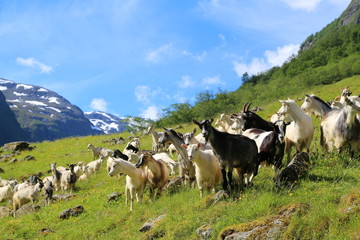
[[0, 87, 359, 214]]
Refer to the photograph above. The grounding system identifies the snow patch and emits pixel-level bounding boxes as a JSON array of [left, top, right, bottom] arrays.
[[0, 86, 7, 91], [13, 92, 28, 96], [38, 88, 48, 92], [25, 100, 47, 106], [46, 106, 61, 113], [16, 84, 33, 90], [48, 97, 60, 104]]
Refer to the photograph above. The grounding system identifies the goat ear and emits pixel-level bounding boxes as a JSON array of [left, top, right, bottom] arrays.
[[193, 128, 196, 133], [181, 144, 188, 149], [210, 118, 214, 123], [193, 119, 199, 126]]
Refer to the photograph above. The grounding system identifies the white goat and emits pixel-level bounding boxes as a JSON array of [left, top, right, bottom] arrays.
[[87, 143, 102, 160], [74, 162, 84, 178], [153, 152, 178, 176], [320, 97, 360, 153], [0, 178, 18, 187], [278, 99, 314, 163], [182, 143, 222, 197], [13, 182, 43, 217], [0, 183, 16, 202], [86, 158, 104, 174], [60, 164, 77, 193], [50, 163, 62, 191], [108, 158, 147, 211], [78, 166, 90, 181]]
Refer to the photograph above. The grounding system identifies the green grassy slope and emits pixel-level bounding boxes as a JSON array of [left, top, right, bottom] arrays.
[[0, 77, 359, 240]]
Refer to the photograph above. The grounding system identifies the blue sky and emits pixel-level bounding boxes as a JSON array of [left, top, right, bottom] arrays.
[[0, 0, 351, 120]]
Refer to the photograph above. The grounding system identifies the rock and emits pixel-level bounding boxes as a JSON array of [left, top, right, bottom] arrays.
[[139, 214, 167, 232], [206, 190, 229, 206], [3, 141, 33, 152], [196, 224, 213, 240], [0, 153, 16, 162], [59, 205, 85, 219], [220, 203, 310, 240], [15, 204, 41, 217], [107, 192, 122, 202], [164, 176, 183, 194], [0, 207, 13, 218], [9, 158, 18, 164], [39, 228, 54, 235], [20, 155, 36, 161], [53, 193, 77, 201]]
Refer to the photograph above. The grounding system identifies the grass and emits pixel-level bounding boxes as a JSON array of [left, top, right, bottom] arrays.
[[0, 76, 359, 239]]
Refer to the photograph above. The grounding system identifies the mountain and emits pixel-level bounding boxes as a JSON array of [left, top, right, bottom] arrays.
[[0, 78, 102, 142], [0, 90, 28, 145], [84, 111, 128, 134]]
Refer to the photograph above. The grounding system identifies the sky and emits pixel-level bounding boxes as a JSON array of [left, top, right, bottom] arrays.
[[0, 0, 352, 120]]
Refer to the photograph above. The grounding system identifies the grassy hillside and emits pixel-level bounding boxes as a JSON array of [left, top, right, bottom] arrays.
[[0, 77, 359, 239]]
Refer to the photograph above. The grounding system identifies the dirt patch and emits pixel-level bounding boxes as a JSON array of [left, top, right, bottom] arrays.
[[219, 203, 310, 240]]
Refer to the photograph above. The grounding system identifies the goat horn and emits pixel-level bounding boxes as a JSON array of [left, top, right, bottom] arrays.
[[246, 102, 252, 112], [242, 102, 248, 112]]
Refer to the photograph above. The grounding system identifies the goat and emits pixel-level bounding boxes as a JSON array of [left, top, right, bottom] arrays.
[[86, 158, 104, 174], [74, 162, 84, 178], [0, 182, 16, 202], [320, 97, 360, 154], [78, 166, 90, 181], [146, 125, 166, 152], [242, 126, 287, 175], [152, 152, 178, 176], [60, 164, 77, 193], [135, 153, 169, 199], [13, 182, 43, 217], [108, 158, 147, 211], [87, 143, 102, 159], [108, 149, 129, 172], [159, 128, 196, 187], [233, 102, 276, 132], [43, 180, 53, 205], [277, 99, 314, 163], [276, 152, 310, 187], [193, 119, 259, 193], [125, 144, 139, 153], [50, 163, 62, 191], [301, 94, 333, 117], [0, 178, 18, 188], [182, 143, 222, 197]]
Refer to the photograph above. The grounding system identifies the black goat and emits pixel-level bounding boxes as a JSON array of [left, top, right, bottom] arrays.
[[193, 119, 259, 193]]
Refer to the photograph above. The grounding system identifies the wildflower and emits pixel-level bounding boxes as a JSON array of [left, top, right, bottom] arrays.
[[289, 193, 293, 196]]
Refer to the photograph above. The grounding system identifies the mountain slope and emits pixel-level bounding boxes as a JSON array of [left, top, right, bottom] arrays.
[[0, 78, 101, 142], [84, 111, 128, 134], [0, 91, 28, 145]]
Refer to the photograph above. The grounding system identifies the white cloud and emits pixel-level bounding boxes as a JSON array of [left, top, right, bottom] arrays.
[[265, 44, 300, 67], [140, 105, 161, 120], [202, 75, 225, 86], [90, 98, 108, 112], [281, 0, 322, 12], [178, 76, 195, 89], [182, 50, 207, 62], [16, 57, 53, 74], [135, 85, 151, 104], [233, 44, 300, 76], [146, 43, 174, 63]]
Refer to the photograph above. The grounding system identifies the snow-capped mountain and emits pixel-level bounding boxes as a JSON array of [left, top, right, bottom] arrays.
[[0, 78, 102, 142], [84, 111, 128, 134]]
